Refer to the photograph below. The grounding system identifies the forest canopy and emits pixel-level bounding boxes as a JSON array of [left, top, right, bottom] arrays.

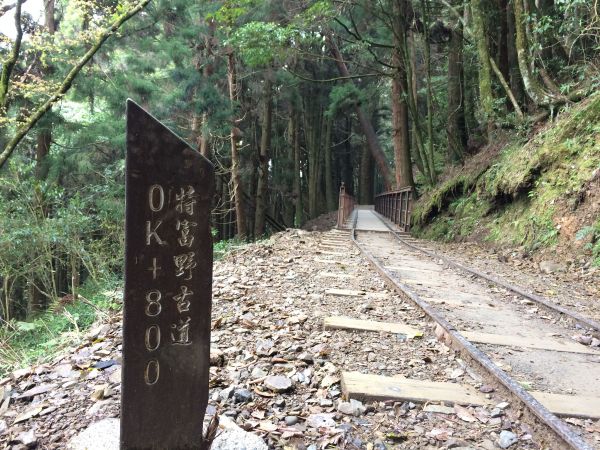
[[1, 0, 599, 326]]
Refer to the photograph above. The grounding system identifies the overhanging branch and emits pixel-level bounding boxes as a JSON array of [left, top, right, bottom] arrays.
[[0, 0, 152, 170]]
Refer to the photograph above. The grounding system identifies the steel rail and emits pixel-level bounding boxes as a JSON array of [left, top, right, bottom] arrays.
[[371, 210, 600, 333], [350, 218, 593, 450]]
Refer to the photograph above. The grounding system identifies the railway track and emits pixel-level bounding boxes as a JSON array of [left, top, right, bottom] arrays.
[[346, 208, 600, 450]]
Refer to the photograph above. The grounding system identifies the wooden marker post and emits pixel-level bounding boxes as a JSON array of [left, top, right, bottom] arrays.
[[122, 100, 214, 449]]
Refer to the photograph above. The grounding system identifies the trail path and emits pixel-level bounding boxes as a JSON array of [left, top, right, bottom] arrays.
[[1, 226, 599, 449]]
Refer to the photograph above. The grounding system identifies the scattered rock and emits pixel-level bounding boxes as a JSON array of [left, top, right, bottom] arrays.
[[320, 374, 340, 388], [67, 418, 119, 450], [93, 359, 117, 370], [218, 386, 235, 401], [423, 404, 455, 415], [16, 383, 55, 399], [210, 349, 225, 367], [306, 413, 336, 428], [211, 416, 268, 450], [449, 368, 465, 379], [109, 367, 122, 384], [250, 367, 268, 379], [490, 408, 503, 418], [263, 375, 292, 393], [284, 415, 298, 426], [573, 334, 592, 345], [497, 430, 518, 448], [539, 260, 564, 274], [15, 429, 37, 448], [233, 388, 253, 404], [337, 399, 366, 416], [297, 352, 314, 363]]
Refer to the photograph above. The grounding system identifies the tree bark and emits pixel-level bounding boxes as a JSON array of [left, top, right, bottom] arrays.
[[506, 1, 525, 105], [359, 141, 374, 204], [470, 0, 495, 134], [326, 34, 393, 190], [35, 0, 55, 180], [254, 72, 272, 236], [513, 0, 557, 105], [227, 51, 247, 239], [192, 17, 216, 159], [0, 0, 23, 112], [324, 116, 336, 211], [421, 0, 437, 184], [391, 0, 414, 189], [291, 106, 303, 226], [305, 99, 322, 219], [447, 18, 467, 163]]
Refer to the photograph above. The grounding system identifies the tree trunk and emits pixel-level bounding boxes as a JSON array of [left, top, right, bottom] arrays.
[[391, 0, 414, 190], [405, 32, 434, 184], [305, 100, 322, 219], [507, 0, 525, 106], [227, 51, 247, 239], [291, 106, 303, 226], [192, 18, 216, 158], [326, 34, 393, 190], [470, 0, 495, 134], [342, 117, 354, 195], [359, 141, 374, 204], [254, 72, 272, 236], [324, 116, 335, 211], [421, 0, 437, 184], [35, 0, 55, 179], [408, 32, 426, 178], [447, 17, 467, 163], [497, 0, 511, 110], [513, 0, 556, 105]]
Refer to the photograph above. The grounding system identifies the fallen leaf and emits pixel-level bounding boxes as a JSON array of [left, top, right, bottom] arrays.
[[13, 406, 43, 424], [259, 420, 278, 432], [454, 405, 476, 423]]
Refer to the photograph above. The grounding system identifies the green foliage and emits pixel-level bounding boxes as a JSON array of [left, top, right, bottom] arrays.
[[413, 95, 600, 258], [0, 158, 125, 320], [0, 277, 121, 376], [208, 0, 256, 25], [576, 219, 600, 266], [214, 238, 247, 260], [326, 84, 367, 117], [229, 21, 298, 67]]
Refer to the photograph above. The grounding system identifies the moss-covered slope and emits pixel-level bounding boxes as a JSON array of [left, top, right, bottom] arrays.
[[412, 94, 600, 264]]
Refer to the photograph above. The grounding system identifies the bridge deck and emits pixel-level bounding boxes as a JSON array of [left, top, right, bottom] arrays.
[[351, 206, 396, 232]]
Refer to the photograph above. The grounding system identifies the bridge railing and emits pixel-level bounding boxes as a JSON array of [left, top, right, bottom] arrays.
[[374, 187, 413, 232], [337, 183, 355, 228]]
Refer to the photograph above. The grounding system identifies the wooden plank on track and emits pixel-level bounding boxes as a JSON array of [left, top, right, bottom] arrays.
[[317, 272, 354, 279], [461, 331, 599, 355], [421, 296, 495, 309], [395, 277, 448, 287], [325, 289, 365, 297], [341, 372, 490, 406], [386, 265, 443, 273], [341, 372, 600, 418], [531, 392, 600, 419], [318, 251, 348, 257], [386, 262, 445, 271], [324, 316, 423, 338], [315, 258, 357, 266]]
